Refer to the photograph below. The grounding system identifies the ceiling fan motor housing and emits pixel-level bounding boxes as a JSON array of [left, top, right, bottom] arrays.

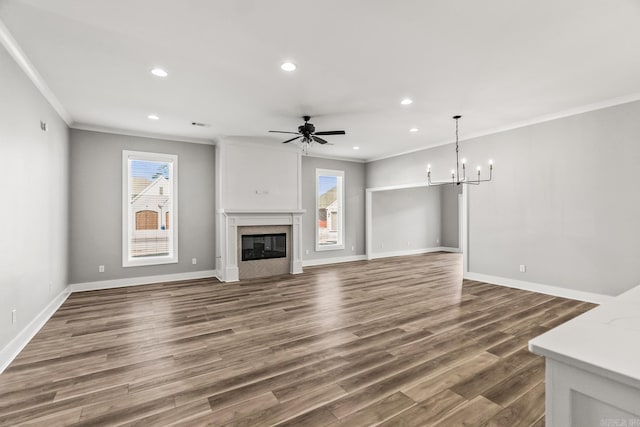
[[298, 123, 315, 135]]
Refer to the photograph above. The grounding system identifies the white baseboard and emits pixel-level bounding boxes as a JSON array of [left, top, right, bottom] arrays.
[[303, 255, 367, 267], [368, 246, 459, 260], [70, 270, 218, 292], [463, 271, 614, 305], [439, 246, 461, 253], [0, 286, 71, 374]]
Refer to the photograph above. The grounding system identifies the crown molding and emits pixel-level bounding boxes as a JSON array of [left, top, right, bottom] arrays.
[[219, 137, 365, 162], [71, 123, 216, 145], [366, 93, 640, 163], [0, 18, 72, 126], [304, 152, 366, 163]]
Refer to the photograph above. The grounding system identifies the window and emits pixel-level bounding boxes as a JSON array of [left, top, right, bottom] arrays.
[[316, 168, 344, 251], [123, 151, 178, 267]]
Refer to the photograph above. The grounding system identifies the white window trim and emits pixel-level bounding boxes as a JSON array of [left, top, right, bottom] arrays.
[[315, 168, 345, 251], [122, 150, 179, 267]]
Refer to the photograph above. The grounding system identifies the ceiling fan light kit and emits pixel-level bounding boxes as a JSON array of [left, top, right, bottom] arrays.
[[269, 116, 346, 155], [427, 115, 493, 186]]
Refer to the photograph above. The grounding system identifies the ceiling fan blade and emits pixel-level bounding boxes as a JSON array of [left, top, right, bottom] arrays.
[[312, 136, 329, 144], [269, 130, 300, 135], [282, 136, 302, 144], [314, 130, 346, 135]]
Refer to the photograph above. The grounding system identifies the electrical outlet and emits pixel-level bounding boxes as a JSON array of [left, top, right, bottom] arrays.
[[519, 264, 526, 273], [351, 245, 355, 251], [11, 309, 16, 325], [98, 265, 105, 273], [305, 249, 309, 255], [436, 239, 440, 244], [407, 241, 411, 247], [380, 243, 384, 249], [192, 258, 197, 265]]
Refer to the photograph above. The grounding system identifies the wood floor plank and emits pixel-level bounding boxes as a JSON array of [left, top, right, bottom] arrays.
[[380, 389, 466, 427], [221, 383, 346, 426], [481, 358, 545, 407], [483, 381, 546, 427], [329, 391, 416, 426], [433, 395, 503, 426], [449, 348, 539, 400], [403, 352, 499, 402], [0, 252, 594, 426]]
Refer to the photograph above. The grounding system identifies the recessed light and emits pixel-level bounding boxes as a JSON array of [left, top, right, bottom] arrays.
[[148, 114, 159, 120], [281, 62, 296, 72], [401, 98, 413, 105], [150, 68, 168, 77], [409, 128, 419, 132], [353, 146, 360, 150]]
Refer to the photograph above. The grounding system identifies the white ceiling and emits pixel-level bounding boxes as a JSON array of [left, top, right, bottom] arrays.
[[1, 0, 640, 161]]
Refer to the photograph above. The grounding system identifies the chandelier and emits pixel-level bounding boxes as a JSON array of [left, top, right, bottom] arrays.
[[427, 115, 493, 186]]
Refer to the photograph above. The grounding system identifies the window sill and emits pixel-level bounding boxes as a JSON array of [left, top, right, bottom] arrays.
[[123, 256, 179, 268], [315, 244, 345, 252]]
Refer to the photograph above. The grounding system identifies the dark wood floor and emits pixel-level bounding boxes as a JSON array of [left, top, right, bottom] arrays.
[[0, 253, 594, 426]]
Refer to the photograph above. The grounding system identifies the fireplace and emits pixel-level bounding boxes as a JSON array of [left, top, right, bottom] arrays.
[[241, 233, 286, 261], [236, 225, 293, 280], [216, 209, 305, 282]]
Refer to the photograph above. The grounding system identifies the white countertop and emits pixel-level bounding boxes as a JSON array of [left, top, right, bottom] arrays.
[[529, 285, 640, 390]]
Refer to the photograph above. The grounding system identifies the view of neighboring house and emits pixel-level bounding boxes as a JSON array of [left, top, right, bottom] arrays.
[[318, 185, 339, 245], [324, 199, 339, 232], [130, 175, 171, 257]]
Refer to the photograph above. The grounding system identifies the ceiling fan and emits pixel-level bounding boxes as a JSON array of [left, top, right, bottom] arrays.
[[269, 116, 346, 152]]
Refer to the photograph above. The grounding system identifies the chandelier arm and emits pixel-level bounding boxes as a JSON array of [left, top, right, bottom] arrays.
[[428, 176, 493, 186], [427, 181, 459, 187], [469, 177, 493, 184]]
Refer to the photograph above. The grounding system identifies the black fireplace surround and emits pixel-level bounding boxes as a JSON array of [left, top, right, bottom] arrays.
[[241, 233, 286, 261]]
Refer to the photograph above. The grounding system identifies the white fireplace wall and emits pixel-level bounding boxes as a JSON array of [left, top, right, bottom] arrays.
[[215, 139, 304, 281], [217, 138, 301, 211]]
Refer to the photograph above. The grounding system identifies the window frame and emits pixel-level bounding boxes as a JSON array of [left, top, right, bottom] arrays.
[[315, 168, 345, 251], [122, 150, 179, 267]]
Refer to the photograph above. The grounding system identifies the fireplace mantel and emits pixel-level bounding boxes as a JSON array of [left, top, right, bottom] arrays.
[[217, 209, 306, 215], [216, 209, 305, 282]]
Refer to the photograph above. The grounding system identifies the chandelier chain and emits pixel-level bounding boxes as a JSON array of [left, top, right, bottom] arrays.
[[455, 117, 460, 180]]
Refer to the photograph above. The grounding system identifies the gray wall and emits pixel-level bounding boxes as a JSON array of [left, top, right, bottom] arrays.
[[69, 130, 215, 283], [0, 44, 69, 351], [371, 186, 441, 254], [301, 156, 366, 261], [441, 185, 462, 248], [367, 101, 640, 296]]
